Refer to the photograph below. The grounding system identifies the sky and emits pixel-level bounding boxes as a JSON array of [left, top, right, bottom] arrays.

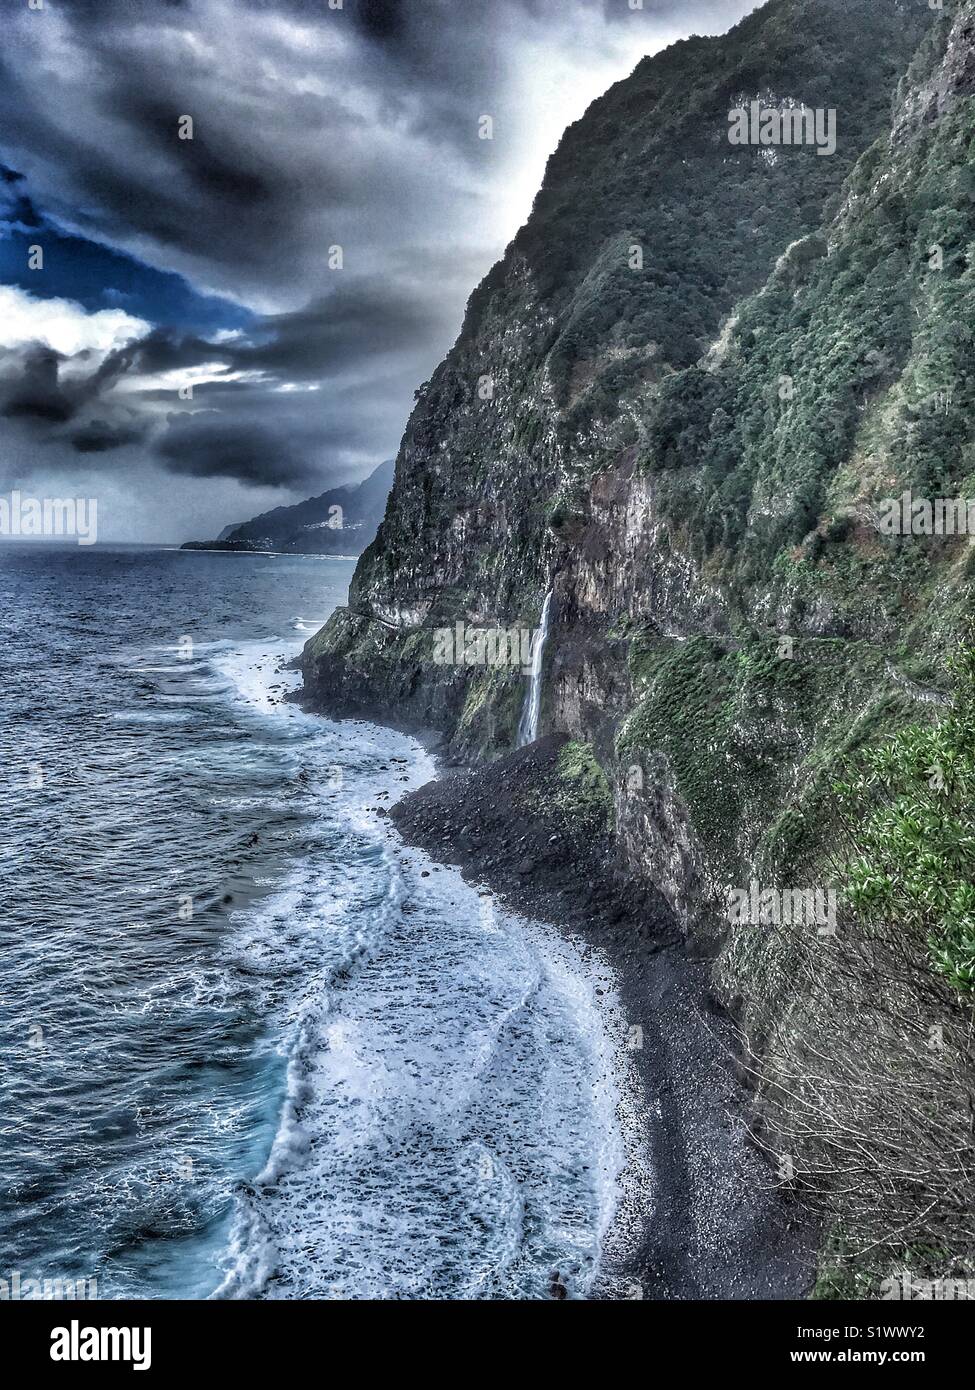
[[0, 0, 758, 543]]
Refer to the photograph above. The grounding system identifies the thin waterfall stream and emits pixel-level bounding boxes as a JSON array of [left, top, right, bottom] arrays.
[[517, 589, 552, 747]]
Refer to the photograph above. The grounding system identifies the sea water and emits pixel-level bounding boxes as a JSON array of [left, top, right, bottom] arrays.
[[0, 545, 624, 1300]]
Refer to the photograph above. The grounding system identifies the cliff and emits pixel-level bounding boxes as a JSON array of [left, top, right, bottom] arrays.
[[303, 0, 975, 1290]]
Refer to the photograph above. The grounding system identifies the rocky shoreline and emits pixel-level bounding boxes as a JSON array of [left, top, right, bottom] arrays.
[[387, 733, 815, 1299]]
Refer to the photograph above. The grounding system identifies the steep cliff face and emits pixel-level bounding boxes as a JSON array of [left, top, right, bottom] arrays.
[[305, 0, 975, 1284], [305, 0, 960, 876], [305, 0, 935, 757]]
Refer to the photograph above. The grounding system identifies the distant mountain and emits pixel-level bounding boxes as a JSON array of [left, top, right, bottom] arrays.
[[181, 459, 394, 555]]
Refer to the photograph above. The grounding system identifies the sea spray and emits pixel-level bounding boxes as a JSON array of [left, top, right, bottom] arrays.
[[210, 628, 629, 1300]]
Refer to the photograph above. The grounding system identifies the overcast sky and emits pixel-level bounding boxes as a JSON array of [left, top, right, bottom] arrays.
[[0, 0, 758, 542]]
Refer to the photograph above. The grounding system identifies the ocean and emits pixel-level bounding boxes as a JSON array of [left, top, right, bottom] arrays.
[[0, 545, 626, 1300]]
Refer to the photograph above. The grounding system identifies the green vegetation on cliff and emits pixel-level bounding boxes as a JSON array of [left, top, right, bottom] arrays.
[[308, 0, 934, 700], [837, 641, 975, 994], [305, 0, 975, 1292], [618, 632, 915, 891], [640, 4, 974, 649]]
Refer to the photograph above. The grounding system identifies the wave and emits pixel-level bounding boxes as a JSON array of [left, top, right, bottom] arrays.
[[207, 638, 629, 1301]]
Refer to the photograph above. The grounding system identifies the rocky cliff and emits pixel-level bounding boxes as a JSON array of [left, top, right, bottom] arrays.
[[304, 0, 975, 1288]]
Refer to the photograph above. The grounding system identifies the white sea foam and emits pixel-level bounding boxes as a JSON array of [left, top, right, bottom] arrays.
[[209, 638, 631, 1300]]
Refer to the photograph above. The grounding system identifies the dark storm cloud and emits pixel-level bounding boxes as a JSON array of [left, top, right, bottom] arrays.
[[0, 273, 444, 492], [0, 0, 750, 303], [149, 363, 421, 485], [0, 0, 757, 526], [0, 338, 141, 432], [354, 0, 406, 42], [70, 418, 148, 453], [130, 278, 444, 382], [1, 348, 73, 424], [137, 277, 447, 487], [0, 162, 41, 233], [154, 415, 318, 488]]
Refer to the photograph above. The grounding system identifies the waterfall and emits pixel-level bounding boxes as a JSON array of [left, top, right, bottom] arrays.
[[517, 589, 552, 748]]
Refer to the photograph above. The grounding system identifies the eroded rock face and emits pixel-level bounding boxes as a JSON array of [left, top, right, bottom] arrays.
[[614, 749, 712, 948], [302, 2, 975, 1283], [304, 0, 968, 925]]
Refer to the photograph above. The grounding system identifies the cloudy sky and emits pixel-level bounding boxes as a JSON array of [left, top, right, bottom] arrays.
[[0, 0, 757, 542]]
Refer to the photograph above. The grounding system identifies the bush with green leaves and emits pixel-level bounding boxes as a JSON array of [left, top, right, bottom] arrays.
[[834, 642, 975, 994]]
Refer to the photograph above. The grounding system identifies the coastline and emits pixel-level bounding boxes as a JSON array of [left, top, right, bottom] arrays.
[[218, 651, 635, 1299], [385, 734, 817, 1300]]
